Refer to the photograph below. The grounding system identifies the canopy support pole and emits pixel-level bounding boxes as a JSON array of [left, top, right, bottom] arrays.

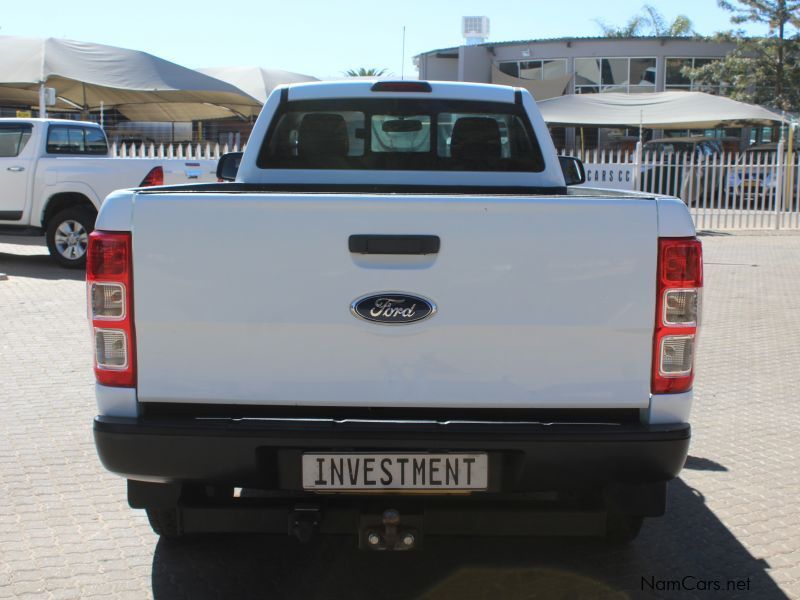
[[639, 109, 643, 146], [38, 84, 46, 118], [81, 83, 89, 120]]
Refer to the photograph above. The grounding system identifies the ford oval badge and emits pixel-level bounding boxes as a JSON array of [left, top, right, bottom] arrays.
[[351, 293, 436, 325]]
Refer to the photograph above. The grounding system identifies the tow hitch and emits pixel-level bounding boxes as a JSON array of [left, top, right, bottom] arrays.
[[288, 505, 321, 543], [360, 509, 422, 551]]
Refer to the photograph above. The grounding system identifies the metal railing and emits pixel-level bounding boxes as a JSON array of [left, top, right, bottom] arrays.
[[561, 143, 800, 230]]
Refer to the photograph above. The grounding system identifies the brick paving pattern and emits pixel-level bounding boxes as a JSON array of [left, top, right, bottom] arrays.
[[0, 232, 798, 599]]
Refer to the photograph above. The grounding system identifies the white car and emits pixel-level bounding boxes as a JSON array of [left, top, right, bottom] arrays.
[[89, 80, 701, 546], [0, 118, 217, 267]]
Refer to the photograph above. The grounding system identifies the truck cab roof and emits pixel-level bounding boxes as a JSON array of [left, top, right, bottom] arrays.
[[283, 80, 519, 104], [0, 117, 101, 127]]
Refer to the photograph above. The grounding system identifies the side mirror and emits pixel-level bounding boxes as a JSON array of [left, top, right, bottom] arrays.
[[559, 156, 586, 186], [216, 152, 243, 181]]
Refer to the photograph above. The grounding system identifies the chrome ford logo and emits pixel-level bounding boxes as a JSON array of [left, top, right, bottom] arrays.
[[351, 293, 436, 325]]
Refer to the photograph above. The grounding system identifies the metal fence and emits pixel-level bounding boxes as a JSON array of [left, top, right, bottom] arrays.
[[563, 143, 800, 230], [110, 141, 245, 160]]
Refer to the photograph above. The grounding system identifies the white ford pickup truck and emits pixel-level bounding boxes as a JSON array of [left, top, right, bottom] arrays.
[[90, 81, 701, 546], [0, 118, 216, 267]]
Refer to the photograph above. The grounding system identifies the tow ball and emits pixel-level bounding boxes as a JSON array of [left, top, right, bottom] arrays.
[[360, 509, 421, 551]]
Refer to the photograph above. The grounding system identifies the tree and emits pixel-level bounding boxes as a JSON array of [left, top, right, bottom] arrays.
[[343, 68, 388, 77], [595, 14, 646, 38], [595, 5, 695, 37], [690, 0, 800, 111]]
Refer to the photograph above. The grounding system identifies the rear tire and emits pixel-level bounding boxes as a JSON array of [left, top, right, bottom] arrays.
[[146, 508, 181, 538], [45, 206, 96, 269]]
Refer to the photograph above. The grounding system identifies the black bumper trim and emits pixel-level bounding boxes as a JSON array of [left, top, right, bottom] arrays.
[[94, 416, 690, 491]]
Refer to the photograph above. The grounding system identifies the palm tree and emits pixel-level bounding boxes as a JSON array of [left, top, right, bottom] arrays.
[[343, 68, 388, 77], [642, 5, 694, 36], [594, 15, 646, 37], [595, 5, 695, 37]]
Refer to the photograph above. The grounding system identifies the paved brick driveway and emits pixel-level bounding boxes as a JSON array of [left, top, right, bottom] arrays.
[[1, 232, 798, 599]]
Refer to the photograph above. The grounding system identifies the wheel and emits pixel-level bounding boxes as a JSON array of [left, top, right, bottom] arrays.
[[146, 508, 181, 538], [45, 206, 96, 268], [605, 511, 644, 544]]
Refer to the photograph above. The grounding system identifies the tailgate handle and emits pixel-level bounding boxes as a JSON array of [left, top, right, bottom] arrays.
[[349, 235, 440, 255]]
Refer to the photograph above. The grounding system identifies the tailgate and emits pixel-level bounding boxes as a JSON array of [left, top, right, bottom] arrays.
[[132, 193, 657, 409]]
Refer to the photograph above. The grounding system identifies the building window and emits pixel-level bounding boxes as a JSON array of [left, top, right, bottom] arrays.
[[630, 58, 657, 92], [575, 57, 656, 94], [665, 57, 720, 92], [497, 59, 567, 80], [498, 62, 519, 78]]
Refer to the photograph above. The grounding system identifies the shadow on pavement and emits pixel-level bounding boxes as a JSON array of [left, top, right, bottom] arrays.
[[151, 479, 786, 600], [697, 231, 733, 237], [684, 456, 729, 472], [0, 251, 84, 281]]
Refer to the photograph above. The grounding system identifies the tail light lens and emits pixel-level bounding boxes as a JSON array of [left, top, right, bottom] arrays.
[[652, 238, 703, 394], [86, 231, 135, 387], [371, 81, 433, 93], [139, 166, 164, 187]]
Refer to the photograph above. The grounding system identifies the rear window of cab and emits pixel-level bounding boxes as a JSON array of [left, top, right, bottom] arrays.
[[257, 99, 545, 172], [46, 125, 108, 155]]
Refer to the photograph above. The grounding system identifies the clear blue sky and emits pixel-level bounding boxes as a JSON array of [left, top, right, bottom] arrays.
[[2, 0, 763, 79]]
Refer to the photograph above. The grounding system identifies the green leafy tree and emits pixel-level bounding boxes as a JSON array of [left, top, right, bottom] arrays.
[[690, 0, 800, 111], [595, 5, 695, 37], [343, 68, 388, 77]]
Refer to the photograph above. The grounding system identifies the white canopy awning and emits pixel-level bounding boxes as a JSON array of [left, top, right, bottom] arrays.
[[197, 66, 317, 110], [0, 36, 261, 121], [537, 91, 787, 129]]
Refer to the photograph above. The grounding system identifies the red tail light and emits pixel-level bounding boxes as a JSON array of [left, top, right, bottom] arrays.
[[139, 166, 164, 187], [652, 238, 703, 394], [86, 231, 135, 387]]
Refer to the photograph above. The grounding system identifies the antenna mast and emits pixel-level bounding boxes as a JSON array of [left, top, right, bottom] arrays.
[[401, 26, 406, 79]]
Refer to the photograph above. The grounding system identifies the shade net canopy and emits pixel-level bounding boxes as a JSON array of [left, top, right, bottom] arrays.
[[197, 66, 318, 110], [0, 36, 261, 120], [537, 91, 786, 129]]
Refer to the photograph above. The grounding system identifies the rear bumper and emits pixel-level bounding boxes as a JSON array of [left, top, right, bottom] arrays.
[[93, 415, 690, 491]]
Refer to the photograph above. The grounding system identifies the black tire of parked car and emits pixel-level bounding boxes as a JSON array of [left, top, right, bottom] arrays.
[[45, 206, 96, 269]]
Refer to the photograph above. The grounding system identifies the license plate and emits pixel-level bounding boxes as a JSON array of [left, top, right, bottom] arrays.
[[302, 453, 488, 491]]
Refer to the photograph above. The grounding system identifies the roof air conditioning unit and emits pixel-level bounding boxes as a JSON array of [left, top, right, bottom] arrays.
[[462, 16, 490, 46]]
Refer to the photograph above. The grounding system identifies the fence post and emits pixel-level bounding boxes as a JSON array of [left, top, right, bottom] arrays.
[[775, 141, 785, 230]]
